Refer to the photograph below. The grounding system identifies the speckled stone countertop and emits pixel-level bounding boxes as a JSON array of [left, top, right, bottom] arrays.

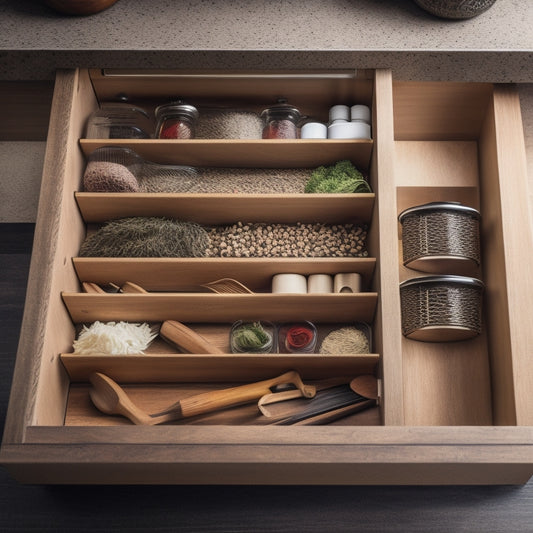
[[0, 0, 531, 82]]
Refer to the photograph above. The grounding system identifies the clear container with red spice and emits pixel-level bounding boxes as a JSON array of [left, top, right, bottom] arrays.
[[277, 321, 318, 354], [261, 101, 301, 139], [155, 101, 199, 139]]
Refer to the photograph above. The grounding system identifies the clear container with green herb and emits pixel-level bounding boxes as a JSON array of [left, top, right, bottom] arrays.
[[230, 321, 276, 354]]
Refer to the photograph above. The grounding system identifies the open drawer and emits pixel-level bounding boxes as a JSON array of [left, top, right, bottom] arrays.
[[1, 68, 532, 485]]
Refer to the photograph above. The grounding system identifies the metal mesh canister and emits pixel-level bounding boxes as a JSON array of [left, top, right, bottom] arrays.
[[399, 275, 484, 342], [399, 202, 481, 273]]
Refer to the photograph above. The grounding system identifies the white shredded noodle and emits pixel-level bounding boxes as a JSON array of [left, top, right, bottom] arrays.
[[72, 321, 156, 355]]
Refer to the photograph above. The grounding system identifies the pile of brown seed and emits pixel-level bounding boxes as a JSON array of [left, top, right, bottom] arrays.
[[205, 222, 367, 258]]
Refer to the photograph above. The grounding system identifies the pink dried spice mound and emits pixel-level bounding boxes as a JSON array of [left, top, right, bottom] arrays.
[[83, 161, 140, 192]]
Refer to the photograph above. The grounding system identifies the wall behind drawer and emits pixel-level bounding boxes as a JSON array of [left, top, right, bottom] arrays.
[[0, 142, 46, 223]]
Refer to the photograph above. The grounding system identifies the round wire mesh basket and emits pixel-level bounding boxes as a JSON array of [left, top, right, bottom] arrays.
[[399, 275, 484, 342], [399, 202, 481, 273]]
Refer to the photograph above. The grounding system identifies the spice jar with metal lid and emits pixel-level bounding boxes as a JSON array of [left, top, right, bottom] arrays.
[[261, 100, 301, 139], [155, 100, 199, 139]]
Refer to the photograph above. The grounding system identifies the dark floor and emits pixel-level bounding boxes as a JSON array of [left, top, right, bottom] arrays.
[[0, 223, 532, 533]]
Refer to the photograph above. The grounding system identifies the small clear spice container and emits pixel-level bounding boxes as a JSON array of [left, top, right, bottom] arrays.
[[399, 275, 484, 342], [85, 104, 153, 139], [155, 101, 199, 139], [230, 320, 276, 354], [82, 146, 198, 193], [277, 321, 317, 354], [261, 100, 301, 139]]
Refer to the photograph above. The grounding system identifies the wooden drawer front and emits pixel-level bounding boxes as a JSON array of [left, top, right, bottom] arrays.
[[1, 68, 532, 485]]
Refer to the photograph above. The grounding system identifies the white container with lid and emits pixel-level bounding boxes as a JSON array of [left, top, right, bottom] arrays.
[[271, 273, 307, 294], [351, 105, 371, 124], [329, 105, 350, 123], [307, 274, 333, 293], [327, 121, 371, 139], [301, 122, 327, 139]]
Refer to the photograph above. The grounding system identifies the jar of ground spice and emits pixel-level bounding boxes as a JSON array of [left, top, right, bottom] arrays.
[[261, 100, 301, 139], [155, 101, 199, 139], [277, 321, 317, 354]]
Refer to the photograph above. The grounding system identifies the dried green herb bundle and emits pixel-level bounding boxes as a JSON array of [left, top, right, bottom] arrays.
[[305, 160, 371, 194], [231, 322, 273, 353], [79, 217, 210, 257]]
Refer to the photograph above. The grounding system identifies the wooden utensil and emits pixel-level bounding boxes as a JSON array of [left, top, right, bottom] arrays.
[[258, 376, 350, 417], [201, 278, 254, 294], [81, 281, 224, 354], [159, 320, 224, 354], [258, 374, 378, 425], [89, 371, 316, 425]]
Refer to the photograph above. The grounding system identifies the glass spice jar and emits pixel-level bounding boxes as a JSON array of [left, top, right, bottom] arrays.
[[230, 320, 276, 354], [260, 101, 301, 139], [155, 101, 199, 139], [277, 321, 317, 354]]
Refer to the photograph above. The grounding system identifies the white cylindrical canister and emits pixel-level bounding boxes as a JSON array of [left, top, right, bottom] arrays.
[[327, 121, 371, 139], [334, 273, 362, 293], [271, 273, 308, 294], [301, 122, 327, 139], [307, 274, 334, 293]]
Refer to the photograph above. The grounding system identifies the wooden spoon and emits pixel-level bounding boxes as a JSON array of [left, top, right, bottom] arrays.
[[89, 371, 315, 425], [350, 374, 379, 401]]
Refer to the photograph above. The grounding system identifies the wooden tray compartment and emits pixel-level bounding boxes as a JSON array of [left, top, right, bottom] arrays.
[[1, 68, 532, 485], [388, 81, 532, 430]]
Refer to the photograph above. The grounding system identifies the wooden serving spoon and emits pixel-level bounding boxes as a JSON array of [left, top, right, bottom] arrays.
[[89, 371, 315, 425], [350, 374, 379, 400]]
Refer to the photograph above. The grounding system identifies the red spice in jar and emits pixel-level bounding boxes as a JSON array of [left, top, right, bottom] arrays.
[[155, 101, 198, 140], [285, 325, 315, 351], [159, 119, 193, 139], [262, 119, 298, 139], [261, 101, 301, 140]]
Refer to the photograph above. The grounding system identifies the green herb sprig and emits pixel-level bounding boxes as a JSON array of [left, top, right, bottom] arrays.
[[305, 160, 371, 194], [233, 322, 272, 352]]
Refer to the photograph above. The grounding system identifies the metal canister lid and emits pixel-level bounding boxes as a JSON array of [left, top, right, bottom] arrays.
[[399, 275, 484, 290], [260, 100, 301, 122], [398, 202, 480, 223], [155, 101, 199, 121]]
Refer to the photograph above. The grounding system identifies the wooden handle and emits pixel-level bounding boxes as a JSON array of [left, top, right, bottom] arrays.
[[176, 370, 315, 419], [82, 282, 106, 293], [120, 281, 148, 293], [160, 320, 224, 354]]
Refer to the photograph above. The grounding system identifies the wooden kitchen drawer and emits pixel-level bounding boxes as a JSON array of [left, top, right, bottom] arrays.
[[1, 68, 532, 485]]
